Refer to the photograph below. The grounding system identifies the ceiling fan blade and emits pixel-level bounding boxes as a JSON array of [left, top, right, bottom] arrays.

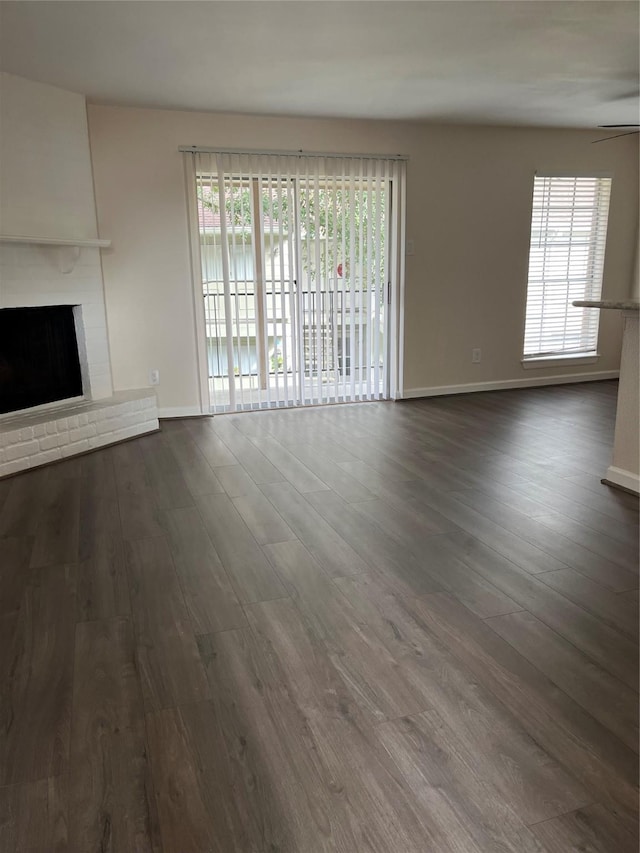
[[592, 130, 640, 143], [598, 124, 640, 128]]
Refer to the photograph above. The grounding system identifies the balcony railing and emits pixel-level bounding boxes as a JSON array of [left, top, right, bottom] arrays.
[[203, 279, 384, 380]]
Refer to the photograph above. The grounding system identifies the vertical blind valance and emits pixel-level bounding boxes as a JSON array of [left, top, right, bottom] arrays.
[[523, 175, 612, 359]]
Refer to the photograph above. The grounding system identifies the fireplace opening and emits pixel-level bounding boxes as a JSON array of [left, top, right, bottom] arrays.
[[0, 306, 84, 415]]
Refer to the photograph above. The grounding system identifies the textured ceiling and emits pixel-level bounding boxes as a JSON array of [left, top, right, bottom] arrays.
[[1, 1, 638, 127]]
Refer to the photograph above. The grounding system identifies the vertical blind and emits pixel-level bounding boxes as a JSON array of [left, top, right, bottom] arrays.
[[523, 175, 612, 358], [185, 149, 405, 412]]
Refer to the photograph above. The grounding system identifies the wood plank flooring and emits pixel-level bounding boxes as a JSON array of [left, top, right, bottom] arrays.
[[0, 379, 638, 852]]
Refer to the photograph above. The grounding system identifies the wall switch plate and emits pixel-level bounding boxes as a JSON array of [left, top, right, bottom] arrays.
[[406, 239, 415, 256], [472, 348, 482, 364], [149, 369, 160, 385]]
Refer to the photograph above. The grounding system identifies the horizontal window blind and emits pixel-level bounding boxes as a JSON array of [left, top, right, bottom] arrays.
[[523, 175, 612, 359]]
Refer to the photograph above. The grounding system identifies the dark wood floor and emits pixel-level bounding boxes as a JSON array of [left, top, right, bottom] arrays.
[[0, 380, 638, 852]]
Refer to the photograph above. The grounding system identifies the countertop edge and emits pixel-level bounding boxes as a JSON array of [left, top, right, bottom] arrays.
[[573, 300, 640, 311]]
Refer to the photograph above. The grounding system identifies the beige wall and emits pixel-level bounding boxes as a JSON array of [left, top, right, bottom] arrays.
[[87, 104, 639, 413]]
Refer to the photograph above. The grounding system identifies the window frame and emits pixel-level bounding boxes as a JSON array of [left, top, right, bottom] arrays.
[[521, 173, 612, 366]]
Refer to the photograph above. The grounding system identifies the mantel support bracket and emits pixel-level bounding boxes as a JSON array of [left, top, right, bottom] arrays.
[[53, 245, 82, 274]]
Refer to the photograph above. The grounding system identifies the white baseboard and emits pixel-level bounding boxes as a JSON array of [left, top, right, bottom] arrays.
[[603, 466, 640, 496], [157, 371, 620, 414], [401, 370, 620, 400], [157, 405, 205, 419]]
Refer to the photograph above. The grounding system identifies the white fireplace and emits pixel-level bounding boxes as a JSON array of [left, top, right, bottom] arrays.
[[0, 74, 159, 478], [0, 242, 113, 401], [0, 241, 158, 478]]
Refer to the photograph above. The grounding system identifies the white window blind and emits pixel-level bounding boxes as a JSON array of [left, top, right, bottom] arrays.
[[184, 149, 405, 413], [523, 175, 612, 359]]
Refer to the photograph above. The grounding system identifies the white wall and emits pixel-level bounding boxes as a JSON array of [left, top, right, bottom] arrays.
[[0, 73, 112, 399], [0, 72, 98, 239], [87, 104, 639, 412], [608, 313, 639, 491]]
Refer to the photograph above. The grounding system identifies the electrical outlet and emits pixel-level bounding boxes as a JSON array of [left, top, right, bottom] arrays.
[[406, 239, 415, 256], [472, 348, 482, 364], [149, 369, 160, 386]]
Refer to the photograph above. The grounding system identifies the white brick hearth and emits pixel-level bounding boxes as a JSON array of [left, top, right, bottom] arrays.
[[0, 389, 158, 478]]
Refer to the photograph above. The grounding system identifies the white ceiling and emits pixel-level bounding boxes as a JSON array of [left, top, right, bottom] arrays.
[[1, 1, 638, 128]]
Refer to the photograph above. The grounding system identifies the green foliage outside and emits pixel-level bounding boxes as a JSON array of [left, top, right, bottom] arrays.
[[198, 180, 387, 287]]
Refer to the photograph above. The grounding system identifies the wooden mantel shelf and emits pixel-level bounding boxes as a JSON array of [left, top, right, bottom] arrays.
[[0, 234, 111, 248], [0, 234, 111, 273]]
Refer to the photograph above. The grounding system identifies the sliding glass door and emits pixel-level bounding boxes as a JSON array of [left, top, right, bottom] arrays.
[[186, 150, 405, 412]]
